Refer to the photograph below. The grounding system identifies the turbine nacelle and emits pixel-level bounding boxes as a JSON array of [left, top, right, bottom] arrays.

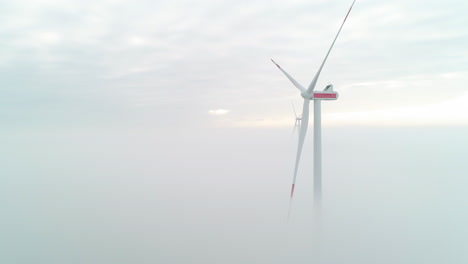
[[301, 85, 339, 100], [312, 90, 338, 100]]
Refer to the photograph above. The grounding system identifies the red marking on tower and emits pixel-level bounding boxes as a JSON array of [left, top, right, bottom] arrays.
[[290, 184, 296, 197]]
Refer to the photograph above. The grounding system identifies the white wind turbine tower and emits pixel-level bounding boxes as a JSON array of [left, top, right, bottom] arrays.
[[272, 0, 356, 205]]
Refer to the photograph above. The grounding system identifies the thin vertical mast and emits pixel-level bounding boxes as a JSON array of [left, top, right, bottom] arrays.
[[314, 99, 322, 204]]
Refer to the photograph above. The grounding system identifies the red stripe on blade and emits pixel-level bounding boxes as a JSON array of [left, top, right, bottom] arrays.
[[343, 0, 356, 23]]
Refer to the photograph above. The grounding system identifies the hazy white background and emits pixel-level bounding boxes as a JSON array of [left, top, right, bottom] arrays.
[[2, 127, 468, 263], [1, 0, 468, 263]]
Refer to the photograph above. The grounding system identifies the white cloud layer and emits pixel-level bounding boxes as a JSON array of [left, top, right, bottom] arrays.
[[0, 0, 467, 129]]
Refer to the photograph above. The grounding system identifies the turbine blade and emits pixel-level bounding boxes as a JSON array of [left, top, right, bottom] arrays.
[[292, 103, 298, 118], [271, 59, 306, 92], [290, 98, 310, 198], [307, 0, 356, 93]]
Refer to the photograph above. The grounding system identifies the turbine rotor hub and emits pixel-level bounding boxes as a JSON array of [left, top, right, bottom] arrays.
[[300, 91, 313, 100]]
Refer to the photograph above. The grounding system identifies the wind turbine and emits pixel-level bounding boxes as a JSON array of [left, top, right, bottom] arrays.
[[271, 0, 356, 203], [292, 103, 302, 136]]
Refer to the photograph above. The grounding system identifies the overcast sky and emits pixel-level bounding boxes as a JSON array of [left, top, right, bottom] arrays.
[[1, 0, 468, 131], [3, 1, 468, 263]]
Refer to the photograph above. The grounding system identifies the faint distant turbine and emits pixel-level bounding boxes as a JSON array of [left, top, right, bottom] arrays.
[[292, 103, 302, 136], [271, 0, 356, 204]]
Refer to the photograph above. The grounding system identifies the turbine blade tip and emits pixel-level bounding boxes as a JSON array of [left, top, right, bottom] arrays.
[[290, 184, 296, 198], [271, 59, 280, 68]]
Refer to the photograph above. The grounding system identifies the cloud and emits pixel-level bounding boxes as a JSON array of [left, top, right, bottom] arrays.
[[1, 0, 467, 129]]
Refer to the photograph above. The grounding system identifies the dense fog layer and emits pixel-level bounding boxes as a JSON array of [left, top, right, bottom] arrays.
[[1, 126, 467, 263]]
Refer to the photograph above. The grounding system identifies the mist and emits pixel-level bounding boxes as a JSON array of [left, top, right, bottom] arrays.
[[2, 125, 467, 263]]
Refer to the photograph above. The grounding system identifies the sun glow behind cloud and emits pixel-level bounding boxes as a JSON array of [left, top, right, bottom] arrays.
[[327, 92, 468, 126], [229, 91, 468, 128], [208, 109, 231, 116]]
